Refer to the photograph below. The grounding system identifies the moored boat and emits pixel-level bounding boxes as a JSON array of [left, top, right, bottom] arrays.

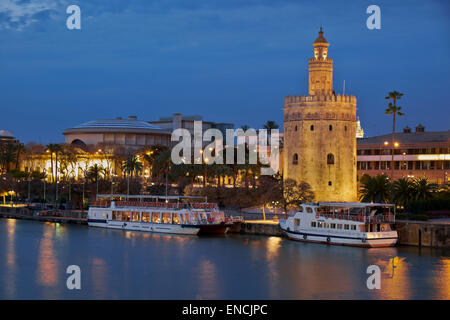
[[280, 202, 398, 248], [88, 194, 232, 235]]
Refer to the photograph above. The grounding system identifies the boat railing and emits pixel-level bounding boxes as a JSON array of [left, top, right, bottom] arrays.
[[93, 200, 219, 211], [315, 212, 395, 223]]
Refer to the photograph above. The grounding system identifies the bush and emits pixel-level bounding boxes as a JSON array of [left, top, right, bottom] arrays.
[[409, 214, 429, 221], [407, 198, 450, 213], [395, 213, 408, 220]]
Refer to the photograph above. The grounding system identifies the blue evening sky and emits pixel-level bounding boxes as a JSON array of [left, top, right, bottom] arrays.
[[0, 0, 449, 143]]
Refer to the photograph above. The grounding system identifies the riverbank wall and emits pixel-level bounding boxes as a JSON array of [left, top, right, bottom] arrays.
[[0, 206, 87, 224], [395, 220, 449, 248]]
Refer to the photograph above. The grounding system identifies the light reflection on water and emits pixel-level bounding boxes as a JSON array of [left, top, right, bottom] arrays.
[[0, 218, 448, 299]]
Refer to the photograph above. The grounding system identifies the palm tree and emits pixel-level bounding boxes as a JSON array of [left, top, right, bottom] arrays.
[[385, 91, 404, 179], [392, 178, 413, 208], [412, 178, 436, 201], [263, 120, 279, 130], [240, 124, 250, 131], [359, 175, 391, 203], [88, 164, 106, 196], [122, 155, 143, 198], [0, 142, 17, 173]]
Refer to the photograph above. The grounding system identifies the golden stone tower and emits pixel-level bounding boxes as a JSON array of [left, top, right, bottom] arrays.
[[283, 28, 357, 202]]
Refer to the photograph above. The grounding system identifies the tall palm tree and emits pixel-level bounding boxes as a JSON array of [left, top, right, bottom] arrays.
[[88, 164, 106, 197], [240, 124, 250, 131], [122, 155, 143, 178], [385, 91, 404, 179], [121, 155, 143, 198], [263, 120, 279, 130]]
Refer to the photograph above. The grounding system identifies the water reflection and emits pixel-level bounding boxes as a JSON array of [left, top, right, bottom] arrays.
[[91, 257, 108, 299], [195, 258, 219, 299], [5, 219, 16, 298], [36, 224, 59, 287], [434, 258, 450, 300]]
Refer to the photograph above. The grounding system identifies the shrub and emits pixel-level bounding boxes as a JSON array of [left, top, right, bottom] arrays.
[[407, 198, 450, 213], [409, 214, 429, 221]]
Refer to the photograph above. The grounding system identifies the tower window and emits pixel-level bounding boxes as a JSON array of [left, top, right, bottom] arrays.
[[327, 153, 335, 165], [293, 153, 299, 165], [328, 181, 332, 186], [295, 125, 298, 131], [310, 125, 314, 131], [345, 126, 348, 131], [329, 125, 333, 131]]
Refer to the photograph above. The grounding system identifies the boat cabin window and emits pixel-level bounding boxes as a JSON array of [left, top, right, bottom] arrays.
[[317, 222, 323, 228], [142, 212, 150, 222], [298, 206, 303, 212], [306, 207, 313, 213], [294, 218, 300, 227], [172, 213, 180, 224], [122, 212, 131, 221], [152, 212, 161, 223], [190, 213, 199, 223], [185, 213, 191, 224], [112, 211, 120, 221], [179, 213, 186, 224], [331, 223, 336, 229], [324, 223, 329, 228], [311, 221, 316, 227], [351, 225, 357, 231], [132, 212, 140, 222], [344, 224, 349, 230], [162, 212, 171, 224], [337, 224, 343, 229]]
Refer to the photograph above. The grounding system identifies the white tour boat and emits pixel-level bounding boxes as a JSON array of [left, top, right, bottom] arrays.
[[88, 194, 232, 235], [280, 202, 398, 248]]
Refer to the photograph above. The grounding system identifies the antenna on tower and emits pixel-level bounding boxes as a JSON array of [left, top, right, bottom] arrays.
[[343, 80, 346, 95]]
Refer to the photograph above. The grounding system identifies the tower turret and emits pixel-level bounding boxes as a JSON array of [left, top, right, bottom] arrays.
[[309, 27, 333, 96]]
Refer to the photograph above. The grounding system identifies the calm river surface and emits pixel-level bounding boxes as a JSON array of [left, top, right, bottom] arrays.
[[0, 218, 449, 299]]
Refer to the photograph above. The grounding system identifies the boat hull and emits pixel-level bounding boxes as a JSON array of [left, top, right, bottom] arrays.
[[199, 223, 232, 234], [88, 219, 200, 235], [282, 229, 398, 248]]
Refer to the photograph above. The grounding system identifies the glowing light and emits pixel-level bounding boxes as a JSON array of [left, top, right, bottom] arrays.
[[417, 154, 450, 161]]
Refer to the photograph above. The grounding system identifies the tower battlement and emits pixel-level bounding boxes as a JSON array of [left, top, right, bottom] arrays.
[[284, 93, 357, 105]]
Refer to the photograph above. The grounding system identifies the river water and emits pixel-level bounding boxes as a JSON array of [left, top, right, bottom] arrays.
[[0, 218, 448, 299]]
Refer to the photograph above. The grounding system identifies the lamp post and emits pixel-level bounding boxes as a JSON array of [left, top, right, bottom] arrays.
[[391, 142, 399, 179]]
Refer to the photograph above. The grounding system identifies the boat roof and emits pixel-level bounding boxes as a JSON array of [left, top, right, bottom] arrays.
[[316, 202, 395, 207]]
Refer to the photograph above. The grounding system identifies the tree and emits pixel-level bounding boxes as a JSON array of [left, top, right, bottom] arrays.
[[0, 142, 18, 173], [263, 120, 279, 130], [385, 91, 404, 179], [282, 179, 315, 212], [359, 175, 391, 203], [411, 178, 436, 201], [391, 178, 413, 208], [121, 155, 143, 178]]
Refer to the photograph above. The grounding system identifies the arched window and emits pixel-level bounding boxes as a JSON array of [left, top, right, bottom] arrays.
[[310, 125, 314, 131], [293, 153, 299, 165], [327, 153, 335, 165], [328, 181, 332, 186], [345, 125, 348, 131], [295, 125, 298, 131], [329, 124, 333, 131]]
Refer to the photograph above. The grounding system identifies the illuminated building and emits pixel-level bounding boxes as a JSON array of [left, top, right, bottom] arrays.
[[63, 116, 171, 150], [283, 28, 357, 202], [357, 125, 450, 184]]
